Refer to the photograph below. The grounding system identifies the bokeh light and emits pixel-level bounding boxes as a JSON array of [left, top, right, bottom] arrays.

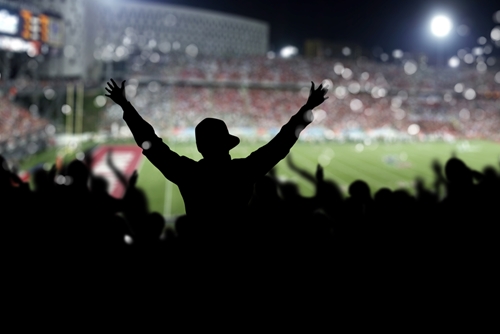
[[350, 99, 363, 112], [448, 56, 460, 67], [495, 71, 500, 84], [459, 108, 470, 120], [45, 124, 56, 135], [149, 52, 160, 63], [186, 44, 198, 57], [124, 235, 133, 245], [355, 144, 364, 152], [404, 61, 417, 75], [313, 109, 326, 123], [491, 26, 500, 41], [472, 47, 483, 56], [321, 79, 333, 90], [334, 63, 344, 75], [44, 88, 55, 100], [476, 62, 487, 73], [334, 86, 347, 99], [392, 49, 403, 59], [76, 152, 85, 161], [94, 95, 107, 108], [318, 148, 334, 166], [463, 53, 474, 64], [342, 68, 353, 79], [463, 88, 476, 100], [348, 82, 361, 94], [29, 104, 39, 115], [407, 124, 420, 135], [61, 105, 71, 114], [494, 10, 500, 23]]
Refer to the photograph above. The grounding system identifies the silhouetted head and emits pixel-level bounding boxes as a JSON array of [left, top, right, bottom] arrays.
[[348, 180, 371, 201], [374, 187, 392, 204], [33, 168, 49, 192], [90, 175, 108, 193], [66, 159, 90, 188], [195, 118, 239, 158], [0, 155, 10, 188], [445, 157, 472, 185]]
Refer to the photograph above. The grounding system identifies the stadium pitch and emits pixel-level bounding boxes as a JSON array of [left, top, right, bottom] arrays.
[[18, 139, 499, 218], [131, 139, 500, 217]]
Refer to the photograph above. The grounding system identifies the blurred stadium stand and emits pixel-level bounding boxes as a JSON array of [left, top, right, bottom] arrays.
[[0, 0, 499, 163]]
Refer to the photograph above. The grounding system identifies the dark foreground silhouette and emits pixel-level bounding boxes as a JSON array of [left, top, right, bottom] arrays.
[[1, 147, 499, 321]]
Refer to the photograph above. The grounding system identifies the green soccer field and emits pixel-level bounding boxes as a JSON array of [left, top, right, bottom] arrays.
[[134, 139, 500, 217]]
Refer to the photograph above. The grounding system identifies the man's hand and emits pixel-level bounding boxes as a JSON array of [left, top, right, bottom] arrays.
[[105, 79, 128, 106], [305, 81, 329, 109], [315, 164, 324, 182]]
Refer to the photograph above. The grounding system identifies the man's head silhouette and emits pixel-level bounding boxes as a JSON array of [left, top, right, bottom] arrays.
[[195, 118, 240, 157]]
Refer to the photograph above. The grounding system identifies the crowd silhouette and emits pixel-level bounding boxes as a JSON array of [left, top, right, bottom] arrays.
[[1, 77, 498, 304]]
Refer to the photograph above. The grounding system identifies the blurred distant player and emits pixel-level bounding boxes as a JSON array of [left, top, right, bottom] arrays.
[[105, 79, 328, 224]]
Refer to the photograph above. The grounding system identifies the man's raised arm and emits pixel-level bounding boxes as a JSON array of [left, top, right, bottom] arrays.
[[105, 79, 191, 184], [245, 81, 329, 177], [105, 79, 157, 148]]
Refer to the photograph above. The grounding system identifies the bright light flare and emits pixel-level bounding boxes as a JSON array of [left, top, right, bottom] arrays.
[[280, 46, 298, 58], [430, 15, 452, 37]]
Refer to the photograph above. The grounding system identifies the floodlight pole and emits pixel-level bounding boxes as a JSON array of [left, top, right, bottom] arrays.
[[75, 81, 84, 134], [66, 83, 74, 135]]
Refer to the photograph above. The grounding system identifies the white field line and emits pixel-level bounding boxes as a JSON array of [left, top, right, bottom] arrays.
[[164, 179, 173, 218]]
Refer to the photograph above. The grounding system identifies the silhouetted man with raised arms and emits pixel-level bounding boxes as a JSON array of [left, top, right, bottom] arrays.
[[105, 79, 328, 226]]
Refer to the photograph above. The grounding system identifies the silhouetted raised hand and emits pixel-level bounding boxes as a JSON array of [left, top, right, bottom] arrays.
[[106, 148, 129, 188], [315, 164, 324, 183], [305, 82, 329, 109], [105, 79, 127, 106]]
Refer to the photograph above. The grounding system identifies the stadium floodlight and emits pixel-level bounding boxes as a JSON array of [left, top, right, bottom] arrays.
[[430, 15, 452, 37], [280, 46, 298, 58]]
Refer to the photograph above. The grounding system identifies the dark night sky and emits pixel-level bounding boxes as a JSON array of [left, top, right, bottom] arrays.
[[142, 0, 499, 59]]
